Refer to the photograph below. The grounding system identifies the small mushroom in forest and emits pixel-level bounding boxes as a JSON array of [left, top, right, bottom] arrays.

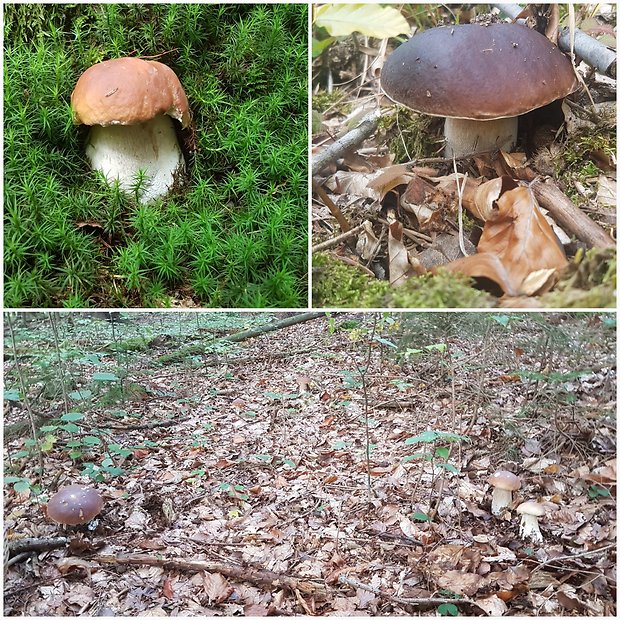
[[47, 485, 104, 526], [71, 57, 190, 202], [516, 501, 546, 542], [489, 470, 521, 515], [381, 23, 579, 157]]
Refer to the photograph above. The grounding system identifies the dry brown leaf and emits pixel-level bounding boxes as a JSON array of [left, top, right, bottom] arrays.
[[202, 572, 234, 604], [367, 163, 415, 199], [388, 221, 419, 287], [444, 185, 568, 295]]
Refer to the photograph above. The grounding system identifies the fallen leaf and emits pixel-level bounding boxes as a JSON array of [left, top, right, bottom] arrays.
[[444, 184, 568, 295]]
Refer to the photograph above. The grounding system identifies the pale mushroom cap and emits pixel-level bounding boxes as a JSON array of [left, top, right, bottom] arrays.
[[71, 57, 190, 128], [490, 470, 521, 491], [517, 501, 546, 517], [381, 23, 578, 121], [47, 485, 104, 525]]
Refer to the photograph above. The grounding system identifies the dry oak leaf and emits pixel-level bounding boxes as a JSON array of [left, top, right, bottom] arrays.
[[444, 184, 567, 295]]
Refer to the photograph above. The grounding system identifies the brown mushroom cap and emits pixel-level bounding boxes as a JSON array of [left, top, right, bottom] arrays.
[[71, 57, 190, 129], [47, 485, 104, 525], [516, 501, 546, 517], [490, 470, 521, 491], [381, 23, 578, 121]]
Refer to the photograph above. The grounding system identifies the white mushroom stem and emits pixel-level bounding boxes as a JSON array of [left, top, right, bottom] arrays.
[[491, 487, 514, 515], [443, 116, 518, 158], [519, 513, 543, 542], [86, 114, 184, 203]]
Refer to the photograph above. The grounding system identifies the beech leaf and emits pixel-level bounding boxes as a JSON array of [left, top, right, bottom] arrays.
[[314, 4, 410, 39]]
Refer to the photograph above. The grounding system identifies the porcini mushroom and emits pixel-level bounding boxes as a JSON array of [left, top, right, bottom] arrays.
[[489, 470, 521, 515], [516, 501, 546, 542], [381, 23, 579, 157], [71, 57, 190, 202], [47, 485, 104, 526]]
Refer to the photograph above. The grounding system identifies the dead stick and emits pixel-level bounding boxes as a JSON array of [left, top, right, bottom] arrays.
[[529, 177, 614, 248], [93, 553, 326, 596], [313, 178, 351, 233], [312, 221, 367, 253], [312, 110, 381, 174], [338, 574, 472, 607]]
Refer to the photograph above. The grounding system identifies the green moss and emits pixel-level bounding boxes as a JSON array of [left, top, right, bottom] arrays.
[[384, 108, 437, 161], [312, 252, 494, 308], [4, 3, 308, 308], [541, 247, 616, 308]]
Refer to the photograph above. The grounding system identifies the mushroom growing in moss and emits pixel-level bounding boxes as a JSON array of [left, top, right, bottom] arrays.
[[71, 57, 190, 202]]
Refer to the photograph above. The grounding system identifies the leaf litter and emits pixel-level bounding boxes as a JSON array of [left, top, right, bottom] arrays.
[[3, 312, 616, 616]]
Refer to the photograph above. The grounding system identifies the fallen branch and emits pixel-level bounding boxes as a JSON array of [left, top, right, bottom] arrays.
[[312, 221, 367, 253], [338, 574, 471, 607], [312, 110, 381, 174], [529, 177, 615, 248], [6, 536, 68, 558], [223, 313, 326, 343], [94, 553, 326, 596], [494, 3, 616, 77]]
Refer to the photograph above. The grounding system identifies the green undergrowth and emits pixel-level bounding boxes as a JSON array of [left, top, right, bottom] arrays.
[[541, 247, 616, 308], [4, 3, 308, 308], [312, 253, 494, 308]]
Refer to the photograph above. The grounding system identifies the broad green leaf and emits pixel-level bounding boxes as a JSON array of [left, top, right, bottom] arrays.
[[4, 389, 21, 401], [14, 480, 31, 493], [312, 35, 335, 57], [69, 389, 92, 400], [82, 435, 102, 445], [412, 511, 430, 522], [438, 603, 460, 616], [93, 372, 119, 382], [437, 462, 459, 474], [61, 412, 84, 422], [315, 4, 409, 39], [435, 447, 450, 459]]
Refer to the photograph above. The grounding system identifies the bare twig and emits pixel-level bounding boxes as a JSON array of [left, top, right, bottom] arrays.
[[312, 221, 367, 253], [313, 178, 351, 233], [529, 177, 615, 248], [338, 574, 472, 607], [312, 110, 381, 174], [93, 553, 326, 596]]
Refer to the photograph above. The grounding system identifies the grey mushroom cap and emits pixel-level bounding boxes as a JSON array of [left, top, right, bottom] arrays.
[[381, 23, 579, 121]]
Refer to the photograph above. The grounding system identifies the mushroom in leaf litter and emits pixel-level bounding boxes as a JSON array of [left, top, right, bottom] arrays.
[[516, 500, 546, 542], [489, 470, 521, 515], [381, 23, 579, 157], [47, 485, 104, 526], [71, 57, 190, 203]]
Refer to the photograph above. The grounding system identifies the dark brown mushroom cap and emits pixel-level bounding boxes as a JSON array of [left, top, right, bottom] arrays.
[[47, 485, 104, 525], [71, 57, 190, 128], [381, 23, 579, 120]]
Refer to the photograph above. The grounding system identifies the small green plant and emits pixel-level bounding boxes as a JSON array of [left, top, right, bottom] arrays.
[[588, 485, 611, 500]]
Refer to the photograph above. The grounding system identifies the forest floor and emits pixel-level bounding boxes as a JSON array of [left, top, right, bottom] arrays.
[[3, 312, 617, 615]]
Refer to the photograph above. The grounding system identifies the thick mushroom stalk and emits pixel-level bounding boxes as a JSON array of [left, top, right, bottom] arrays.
[[489, 470, 521, 515], [443, 117, 518, 158], [71, 57, 190, 203], [517, 501, 546, 542], [381, 23, 579, 157]]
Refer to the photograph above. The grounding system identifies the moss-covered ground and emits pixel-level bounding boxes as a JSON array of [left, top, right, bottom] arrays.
[[4, 3, 308, 308]]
